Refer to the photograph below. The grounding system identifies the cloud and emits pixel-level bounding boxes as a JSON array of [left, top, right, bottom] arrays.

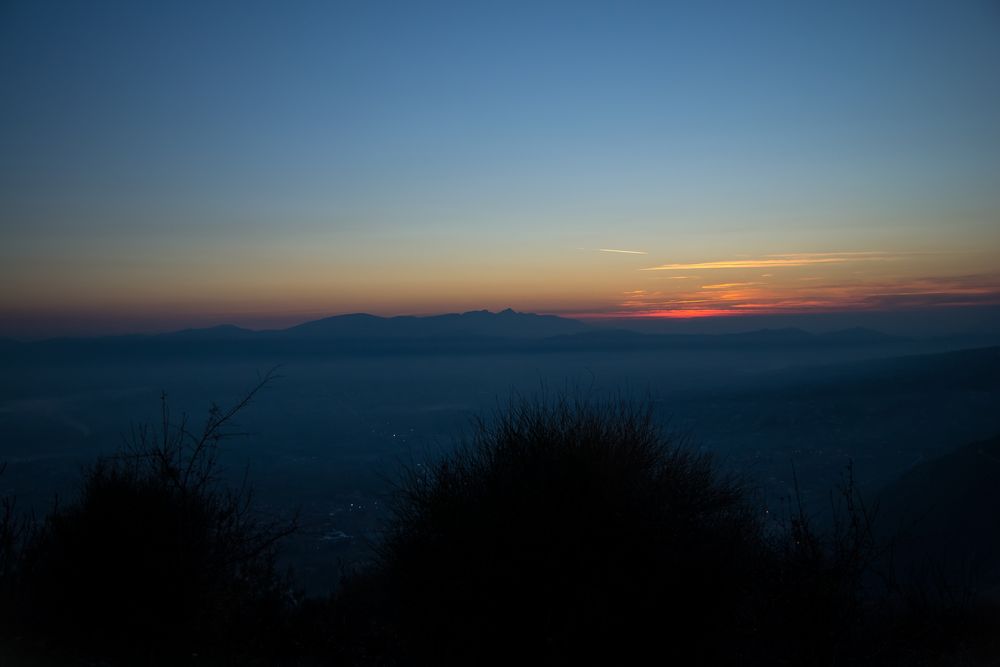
[[611, 272, 1000, 318], [641, 251, 901, 271], [860, 288, 1000, 310], [766, 251, 900, 259], [643, 258, 841, 271], [701, 282, 761, 289]]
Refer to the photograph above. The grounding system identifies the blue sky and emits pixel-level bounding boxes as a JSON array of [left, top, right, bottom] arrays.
[[1, 0, 999, 335]]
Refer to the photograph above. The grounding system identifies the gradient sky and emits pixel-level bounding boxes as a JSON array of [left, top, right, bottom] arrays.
[[2, 0, 999, 337]]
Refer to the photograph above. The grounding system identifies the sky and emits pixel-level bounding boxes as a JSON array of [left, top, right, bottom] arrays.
[[1, 0, 999, 337]]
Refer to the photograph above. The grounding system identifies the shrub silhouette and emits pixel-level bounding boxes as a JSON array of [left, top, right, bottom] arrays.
[[331, 397, 854, 665], [0, 462, 32, 628], [6, 388, 994, 664], [16, 372, 296, 662]]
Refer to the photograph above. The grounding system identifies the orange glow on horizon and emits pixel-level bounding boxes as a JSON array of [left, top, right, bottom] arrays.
[[4, 244, 999, 337], [563, 307, 834, 320], [603, 309, 756, 319]]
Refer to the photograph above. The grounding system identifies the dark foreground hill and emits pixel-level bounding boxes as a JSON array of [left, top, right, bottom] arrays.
[[2, 364, 999, 664], [319, 400, 1000, 666]]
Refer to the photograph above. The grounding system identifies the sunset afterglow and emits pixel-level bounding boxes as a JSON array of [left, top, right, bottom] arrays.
[[1, 2, 998, 336], [2, 3, 1000, 661]]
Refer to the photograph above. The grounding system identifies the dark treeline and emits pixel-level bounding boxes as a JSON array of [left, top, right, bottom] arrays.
[[0, 378, 997, 665]]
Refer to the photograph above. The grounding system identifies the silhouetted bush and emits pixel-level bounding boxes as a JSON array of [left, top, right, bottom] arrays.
[[329, 397, 880, 665], [328, 398, 1000, 665], [15, 372, 297, 663], [4, 389, 996, 665]]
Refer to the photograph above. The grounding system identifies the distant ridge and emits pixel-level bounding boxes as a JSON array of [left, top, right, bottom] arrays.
[[817, 326, 900, 343], [279, 308, 590, 339], [158, 324, 257, 340], [1, 311, 932, 359], [534, 326, 908, 351], [162, 316, 898, 346]]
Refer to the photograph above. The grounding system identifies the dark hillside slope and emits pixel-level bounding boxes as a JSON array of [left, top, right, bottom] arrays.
[[876, 434, 1000, 596]]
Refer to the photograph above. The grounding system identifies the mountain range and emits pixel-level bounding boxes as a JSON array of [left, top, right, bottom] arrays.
[[4, 310, 991, 362], [63, 310, 898, 344]]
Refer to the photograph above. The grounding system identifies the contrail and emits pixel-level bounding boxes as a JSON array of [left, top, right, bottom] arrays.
[[599, 248, 647, 255]]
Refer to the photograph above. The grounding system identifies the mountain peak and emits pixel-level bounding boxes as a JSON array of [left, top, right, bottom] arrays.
[[284, 309, 589, 339]]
